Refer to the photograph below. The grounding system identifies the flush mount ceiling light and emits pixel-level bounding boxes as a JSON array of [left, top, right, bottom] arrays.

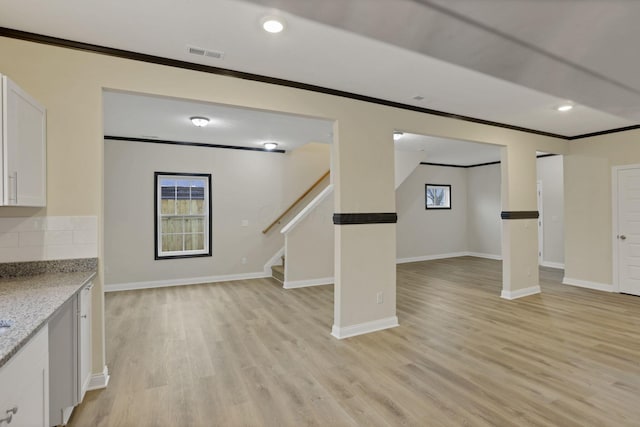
[[262, 16, 285, 33], [190, 116, 210, 127], [263, 141, 278, 150], [556, 104, 574, 112], [393, 131, 404, 141]]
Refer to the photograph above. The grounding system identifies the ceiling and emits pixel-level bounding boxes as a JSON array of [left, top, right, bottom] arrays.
[[1, 0, 638, 140], [395, 133, 502, 167], [103, 89, 504, 165], [102, 90, 333, 151]]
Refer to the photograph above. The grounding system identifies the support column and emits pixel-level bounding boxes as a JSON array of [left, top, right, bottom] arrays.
[[331, 119, 398, 339], [500, 145, 540, 299]]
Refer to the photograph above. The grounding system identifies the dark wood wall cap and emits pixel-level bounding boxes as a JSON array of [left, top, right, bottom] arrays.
[[501, 211, 539, 220], [333, 213, 398, 225]]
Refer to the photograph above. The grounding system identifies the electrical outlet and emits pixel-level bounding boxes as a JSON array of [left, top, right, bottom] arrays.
[[241, 220, 249, 227], [241, 257, 247, 264], [377, 292, 384, 304]]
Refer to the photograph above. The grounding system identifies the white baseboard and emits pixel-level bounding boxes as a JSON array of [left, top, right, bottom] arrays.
[[397, 251, 502, 264], [284, 276, 334, 289], [562, 277, 613, 292], [331, 316, 399, 339], [87, 365, 110, 391], [501, 285, 541, 300], [396, 252, 468, 264], [540, 261, 565, 269], [466, 252, 502, 261], [105, 272, 269, 292]]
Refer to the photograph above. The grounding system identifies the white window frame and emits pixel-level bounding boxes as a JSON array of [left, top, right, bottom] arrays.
[[154, 172, 212, 260]]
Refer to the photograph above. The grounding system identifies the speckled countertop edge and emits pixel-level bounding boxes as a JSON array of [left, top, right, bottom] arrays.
[[0, 270, 96, 368]]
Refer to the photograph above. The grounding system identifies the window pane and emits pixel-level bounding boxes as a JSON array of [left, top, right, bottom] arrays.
[[163, 217, 184, 233], [191, 199, 205, 215], [185, 233, 205, 251], [176, 200, 190, 214], [176, 186, 190, 200], [161, 199, 175, 215], [162, 233, 183, 252], [185, 217, 204, 233], [160, 179, 177, 187]]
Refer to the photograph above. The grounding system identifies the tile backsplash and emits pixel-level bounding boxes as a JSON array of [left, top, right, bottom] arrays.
[[0, 216, 97, 262]]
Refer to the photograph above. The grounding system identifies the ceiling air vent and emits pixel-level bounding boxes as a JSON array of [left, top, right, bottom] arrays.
[[187, 45, 224, 60]]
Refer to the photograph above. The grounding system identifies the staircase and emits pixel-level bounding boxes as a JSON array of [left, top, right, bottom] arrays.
[[271, 256, 285, 283]]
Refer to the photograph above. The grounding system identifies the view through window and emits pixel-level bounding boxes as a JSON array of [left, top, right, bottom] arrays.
[[155, 172, 212, 259]]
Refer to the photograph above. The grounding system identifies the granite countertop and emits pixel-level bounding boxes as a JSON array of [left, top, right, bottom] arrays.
[[0, 267, 96, 368]]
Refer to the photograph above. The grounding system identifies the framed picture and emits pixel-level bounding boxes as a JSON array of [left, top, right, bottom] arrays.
[[425, 184, 451, 209]]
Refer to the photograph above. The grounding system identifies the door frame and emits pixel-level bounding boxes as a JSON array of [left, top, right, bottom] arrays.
[[537, 180, 543, 265], [612, 163, 640, 293]]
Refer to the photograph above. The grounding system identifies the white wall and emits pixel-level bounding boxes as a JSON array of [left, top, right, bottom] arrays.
[[396, 157, 564, 265], [104, 140, 329, 288], [396, 165, 468, 261], [284, 194, 334, 287], [537, 155, 564, 267], [395, 149, 427, 189], [467, 164, 502, 258]]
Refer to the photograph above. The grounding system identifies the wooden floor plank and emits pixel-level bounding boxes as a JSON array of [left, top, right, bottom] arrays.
[[69, 257, 640, 426]]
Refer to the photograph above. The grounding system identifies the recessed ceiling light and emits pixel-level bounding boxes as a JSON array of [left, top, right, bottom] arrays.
[[190, 116, 210, 127], [262, 17, 285, 33], [393, 131, 404, 141], [263, 141, 278, 150], [556, 104, 573, 112]]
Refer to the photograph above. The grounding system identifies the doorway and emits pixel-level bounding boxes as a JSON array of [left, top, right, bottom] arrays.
[[613, 165, 640, 296]]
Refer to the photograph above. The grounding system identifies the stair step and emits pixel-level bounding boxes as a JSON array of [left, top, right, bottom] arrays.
[[271, 265, 284, 282]]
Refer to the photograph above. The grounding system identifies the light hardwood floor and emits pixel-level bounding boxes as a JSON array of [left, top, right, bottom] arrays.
[[69, 257, 640, 426]]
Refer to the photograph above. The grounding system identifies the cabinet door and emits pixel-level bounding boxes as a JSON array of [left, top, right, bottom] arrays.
[[2, 76, 46, 206], [79, 282, 93, 401], [48, 296, 78, 426], [0, 325, 49, 427]]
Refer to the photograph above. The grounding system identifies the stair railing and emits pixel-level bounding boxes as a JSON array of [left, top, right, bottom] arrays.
[[262, 170, 330, 234]]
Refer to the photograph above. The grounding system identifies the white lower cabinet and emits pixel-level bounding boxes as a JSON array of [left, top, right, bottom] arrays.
[[78, 283, 92, 402], [0, 325, 49, 427], [0, 282, 92, 427], [48, 282, 92, 426]]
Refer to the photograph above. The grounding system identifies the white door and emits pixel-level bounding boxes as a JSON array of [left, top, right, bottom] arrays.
[[616, 167, 640, 296]]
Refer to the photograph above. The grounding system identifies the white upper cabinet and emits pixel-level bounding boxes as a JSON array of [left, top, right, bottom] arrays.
[[1, 75, 47, 207]]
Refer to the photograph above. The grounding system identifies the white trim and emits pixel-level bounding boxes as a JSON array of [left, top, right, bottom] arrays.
[[86, 365, 110, 390], [537, 180, 544, 265], [540, 261, 564, 270], [562, 277, 613, 292], [613, 166, 620, 292], [284, 276, 334, 289], [105, 271, 269, 292], [466, 252, 502, 261], [331, 316, 399, 339], [281, 184, 333, 234], [500, 285, 541, 300], [263, 247, 285, 275], [396, 252, 468, 264]]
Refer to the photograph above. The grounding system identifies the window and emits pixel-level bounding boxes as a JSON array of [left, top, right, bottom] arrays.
[[155, 172, 212, 259]]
